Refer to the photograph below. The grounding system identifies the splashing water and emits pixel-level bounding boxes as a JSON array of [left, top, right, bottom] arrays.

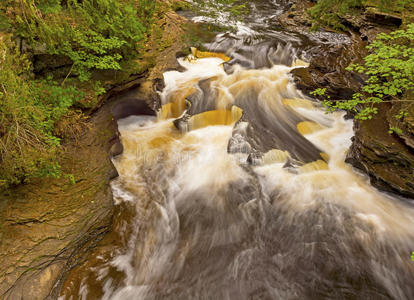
[[59, 45, 414, 299], [58, 0, 414, 295]]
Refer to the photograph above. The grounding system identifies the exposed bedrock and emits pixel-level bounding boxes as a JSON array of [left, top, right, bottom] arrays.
[[0, 7, 187, 299], [346, 104, 414, 200], [285, 0, 413, 199]]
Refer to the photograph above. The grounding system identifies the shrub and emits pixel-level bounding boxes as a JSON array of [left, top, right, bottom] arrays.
[[309, 0, 363, 30], [319, 24, 414, 121], [0, 0, 167, 188], [309, 0, 413, 30], [0, 36, 83, 188], [2, 0, 158, 81]]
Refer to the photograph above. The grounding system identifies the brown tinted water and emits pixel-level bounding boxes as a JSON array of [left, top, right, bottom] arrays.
[[59, 1, 414, 299]]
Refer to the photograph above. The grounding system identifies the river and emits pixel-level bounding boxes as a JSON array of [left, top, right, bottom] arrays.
[[59, 1, 414, 299]]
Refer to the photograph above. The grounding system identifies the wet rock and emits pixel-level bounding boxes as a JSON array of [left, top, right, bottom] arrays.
[[346, 104, 414, 199], [0, 7, 188, 299], [0, 94, 117, 299], [108, 167, 119, 180], [173, 113, 191, 132], [33, 54, 73, 78], [365, 7, 403, 27], [112, 97, 156, 120], [154, 77, 166, 93], [110, 141, 124, 158], [6, 262, 65, 300], [291, 33, 366, 100], [278, 3, 368, 100]]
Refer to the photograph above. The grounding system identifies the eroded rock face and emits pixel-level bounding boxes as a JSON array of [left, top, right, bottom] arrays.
[[6, 262, 65, 300], [0, 96, 117, 299], [280, 0, 404, 101], [278, 2, 367, 100], [0, 79, 164, 300], [283, 1, 413, 199], [290, 35, 366, 100], [112, 95, 156, 120], [346, 104, 414, 199], [389, 100, 414, 149], [0, 6, 187, 299]]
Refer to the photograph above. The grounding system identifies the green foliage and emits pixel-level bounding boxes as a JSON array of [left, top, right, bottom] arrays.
[[320, 24, 414, 125], [94, 81, 106, 97], [0, 36, 83, 188], [0, 0, 170, 189], [64, 173, 76, 185], [310, 88, 329, 97], [309, 0, 363, 30], [411, 251, 414, 261], [2, 0, 158, 81], [372, 0, 414, 13], [0, 14, 10, 31], [395, 109, 409, 119], [309, 0, 413, 30], [36, 0, 62, 14], [348, 24, 414, 99], [388, 127, 403, 135]]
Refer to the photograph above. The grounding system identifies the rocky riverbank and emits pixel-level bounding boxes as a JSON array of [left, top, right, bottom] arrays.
[[1, 1, 413, 298], [284, 0, 414, 199], [0, 5, 187, 299]]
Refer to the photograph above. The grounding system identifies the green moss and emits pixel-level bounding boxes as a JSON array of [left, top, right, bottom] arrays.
[[364, 0, 414, 13], [1, 0, 160, 82], [170, 0, 192, 12], [0, 1, 172, 189], [0, 36, 84, 188], [309, 0, 413, 30]]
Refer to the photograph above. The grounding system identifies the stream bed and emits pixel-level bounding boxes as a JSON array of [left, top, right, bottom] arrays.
[[58, 1, 414, 299]]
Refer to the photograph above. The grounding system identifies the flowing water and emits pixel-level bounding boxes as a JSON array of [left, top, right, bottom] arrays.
[[59, 1, 414, 299]]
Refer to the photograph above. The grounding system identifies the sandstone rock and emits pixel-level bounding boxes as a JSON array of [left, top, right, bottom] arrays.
[[283, 1, 414, 198], [291, 36, 366, 100], [346, 104, 414, 199], [6, 262, 65, 300], [388, 101, 414, 149], [0, 7, 188, 299], [0, 95, 117, 299], [112, 97, 156, 120], [365, 7, 403, 27], [110, 141, 124, 158]]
